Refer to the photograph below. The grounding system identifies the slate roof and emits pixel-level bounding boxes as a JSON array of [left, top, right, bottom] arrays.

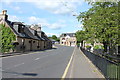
[[24, 27, 42, 40], [41, 31, 50, 41], [3, 21, 49, 41], [11, 22, 31, 38], [60, 33, 76, 37], [0, 16, 51, 41]]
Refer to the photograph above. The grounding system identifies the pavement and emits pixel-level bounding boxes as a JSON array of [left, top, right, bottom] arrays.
[[66, 47, 104, 78]]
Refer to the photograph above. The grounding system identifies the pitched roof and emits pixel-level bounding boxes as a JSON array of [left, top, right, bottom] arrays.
[[11, 22, 31, 38], [61, 33, 76, 37], [0, 19, 51, 41]]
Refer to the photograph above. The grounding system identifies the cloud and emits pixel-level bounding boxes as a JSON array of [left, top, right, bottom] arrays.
[[8, 15, 20, 21], [77, 24, 83, 28], [28, 16, 65, 30], [46, 33, 59, 37], [28, 16, 47, 24], [13, 6, 23, 13], [14, 6, 20, 10], [2, 0, 84, 15]]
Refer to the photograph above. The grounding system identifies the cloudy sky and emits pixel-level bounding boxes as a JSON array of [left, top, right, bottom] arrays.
[[0, 0, 92, 37]]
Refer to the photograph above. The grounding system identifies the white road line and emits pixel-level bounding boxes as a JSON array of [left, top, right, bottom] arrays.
[[35, 58, 40, 60], [14, 63, 24, 67]]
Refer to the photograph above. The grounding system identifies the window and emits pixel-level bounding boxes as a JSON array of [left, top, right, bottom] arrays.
[[64, 34, 66, 37], [29, 40, 32, 43], [33, 41, 35, 43], [18, 26, 21, 33], [18, 25, 24, 33], [62, 38, 65, 40], [34, 31, 37, 36]]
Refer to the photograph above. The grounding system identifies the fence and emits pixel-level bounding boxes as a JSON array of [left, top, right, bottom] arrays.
[[81, 48, 120, 79]]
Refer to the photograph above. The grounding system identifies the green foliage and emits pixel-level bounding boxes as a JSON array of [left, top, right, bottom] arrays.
[[0, 24, 16, 53], [49, 35, 60, 42], [86, 45, 91, 48], [75, 30, 86, 43], [51, 35, 57, 40], [94, 45, 104, 49], [77, 43, 80, 46], [77, 2, 119, 53]]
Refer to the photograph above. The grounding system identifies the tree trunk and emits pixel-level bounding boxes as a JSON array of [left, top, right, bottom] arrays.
[[81, 41, 84, 48], [103, 41, 108, 53]]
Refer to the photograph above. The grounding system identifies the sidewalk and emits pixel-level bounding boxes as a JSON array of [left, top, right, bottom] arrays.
[[66, 47, 105, 78]]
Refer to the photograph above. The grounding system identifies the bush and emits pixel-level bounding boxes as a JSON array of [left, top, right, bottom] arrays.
[[0, 24, 16, 53], [94, 45, 104, 49], [86, 45, 91, 48]]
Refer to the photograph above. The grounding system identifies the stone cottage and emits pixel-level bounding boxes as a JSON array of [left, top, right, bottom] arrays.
[[0, 10, 52, 52]]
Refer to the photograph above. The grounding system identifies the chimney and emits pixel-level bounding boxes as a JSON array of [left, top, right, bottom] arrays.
[[37, 27, 41, 31], [2, 10, 7, 15], [0, 10, 8, 20]]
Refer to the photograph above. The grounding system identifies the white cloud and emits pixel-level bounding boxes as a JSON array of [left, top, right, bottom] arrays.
[[13, 6, 23, 13], [2, 0, 84, 15], [28, 16, 47, 24], [46, 33, 59, 37], [14, 6, 20, 10], [77, 24, 83, 28], [28, 16, 66, 30], [8, 15, 20, 21]]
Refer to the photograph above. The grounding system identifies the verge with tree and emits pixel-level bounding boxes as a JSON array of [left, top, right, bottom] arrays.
[[77, 2, 119, 54]]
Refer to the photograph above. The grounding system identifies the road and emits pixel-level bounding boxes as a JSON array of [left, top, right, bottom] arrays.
[[1, 45, 104, 79], [2, 45, 74, 78]]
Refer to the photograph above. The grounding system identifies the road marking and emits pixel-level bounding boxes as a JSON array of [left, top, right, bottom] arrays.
[[61, 47, 76, 80], [14, 63, 24, 67], [35, 58, 40, 60]]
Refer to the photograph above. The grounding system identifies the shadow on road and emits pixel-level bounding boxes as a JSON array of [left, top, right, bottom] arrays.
[[2, 70, 38, 77]]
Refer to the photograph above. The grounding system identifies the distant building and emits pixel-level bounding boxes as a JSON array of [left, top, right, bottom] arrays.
[[50, 39, 59, 44], [60, 33, 77, 46], [0, 10, 52, 52]]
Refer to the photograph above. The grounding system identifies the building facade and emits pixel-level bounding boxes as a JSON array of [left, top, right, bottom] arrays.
[[60, 33, 77, 46], [0, 10, 52, 53]]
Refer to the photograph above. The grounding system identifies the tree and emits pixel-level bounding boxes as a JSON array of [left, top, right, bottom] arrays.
[[0, 24, 16, 53], [51, 35, 57, 40], [75, 30, 86, 47], [77, 2, 119, 54], [48, 35, 60, 42]]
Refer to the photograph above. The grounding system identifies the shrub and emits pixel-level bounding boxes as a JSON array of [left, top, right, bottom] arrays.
[[86, 45, 91, 48], [94, 45, 104, 49], [0, 24, 16, 53]]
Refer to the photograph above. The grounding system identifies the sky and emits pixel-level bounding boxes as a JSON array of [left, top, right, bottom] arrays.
[[0, 0, 92, 37]]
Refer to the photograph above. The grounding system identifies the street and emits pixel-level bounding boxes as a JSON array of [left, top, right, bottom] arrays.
[[2, 45, 104, 78], [2, 45, 74, 78]]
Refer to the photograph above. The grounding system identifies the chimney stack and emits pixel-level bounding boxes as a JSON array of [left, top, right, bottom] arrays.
[[2, 10, 7, 15], [0, 10, 8, 20]]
